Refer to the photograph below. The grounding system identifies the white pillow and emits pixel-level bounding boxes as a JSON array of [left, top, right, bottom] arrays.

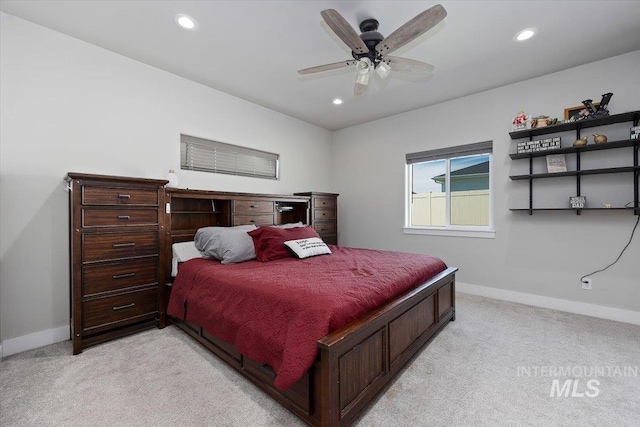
[[171, 241, 203, 276], [284, 237, 332, 259], [273, 222, 304, 229]]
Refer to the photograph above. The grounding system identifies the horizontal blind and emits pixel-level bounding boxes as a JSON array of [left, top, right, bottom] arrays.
[[406, 141, 492, 164], [181, 134, 279, 180]]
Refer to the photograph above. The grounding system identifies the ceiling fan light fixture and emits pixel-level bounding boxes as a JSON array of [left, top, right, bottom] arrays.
[[356, 71, 370, 86], [375, 61, 392, 79], [174, 14, 198, 30], [356, 58, 372, 75]]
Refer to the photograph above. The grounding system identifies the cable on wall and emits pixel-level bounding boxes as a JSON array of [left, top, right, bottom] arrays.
[[580, 214, 640, 282]]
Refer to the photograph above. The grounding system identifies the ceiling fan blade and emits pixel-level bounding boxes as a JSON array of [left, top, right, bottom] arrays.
[[354, 82, 369, 96], [384, 56, 435, 74], [376, 4, 447, 55], [321, 9, 370, 55], [298, 60, 357, 75]]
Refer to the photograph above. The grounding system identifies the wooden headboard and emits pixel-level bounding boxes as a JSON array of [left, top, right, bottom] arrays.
[[162, 187, 310, 287]]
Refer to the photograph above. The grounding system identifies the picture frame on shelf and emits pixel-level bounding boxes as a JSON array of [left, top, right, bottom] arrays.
[[564, 103, 599, 120], [546, 154, 567, 173]]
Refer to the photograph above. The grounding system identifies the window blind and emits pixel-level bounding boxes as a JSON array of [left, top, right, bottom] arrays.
[[180, 134, 279, 180], [406, 141, 493, 164]]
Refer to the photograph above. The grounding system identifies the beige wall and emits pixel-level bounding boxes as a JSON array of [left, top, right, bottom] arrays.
[[411, 191, 490, 226]]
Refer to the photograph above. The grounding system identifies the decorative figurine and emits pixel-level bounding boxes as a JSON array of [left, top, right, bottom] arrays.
[[577, 92, 613, 120], [573, 136, 588, 146], [593, 133, 608, 144], [512, 111, 530, 131], [531, 115, 558, 128]]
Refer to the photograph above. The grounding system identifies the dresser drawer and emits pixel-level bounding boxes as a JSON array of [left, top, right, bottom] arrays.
[[234, 200, 274, 214], [83, 258, 158, 295], [82, 208, 159, 227], [233, 214, 274, 226], [82, 186, 159, 206], [83, 288, 158, 333], [314, 197, 337, 209], [83, 232, 158, 262], [314, 208, 336, 221], [313, 222, 336, 236]]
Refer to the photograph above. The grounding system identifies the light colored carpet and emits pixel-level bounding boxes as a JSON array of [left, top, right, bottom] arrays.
[[1, 293, 639, 426]]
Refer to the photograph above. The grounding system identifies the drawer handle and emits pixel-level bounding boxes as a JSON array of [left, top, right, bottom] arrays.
[[250, 205, 257, 208], [113, 302, 135, 311], [117, 194, 131, 199], [249, 219, 256, 223], [117, 215, 131, 220], [113, 243, 135, 248], [113, 272, 135, 279]]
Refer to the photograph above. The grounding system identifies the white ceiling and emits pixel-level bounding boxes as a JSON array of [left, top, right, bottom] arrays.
[[2, 1, 639, 131]]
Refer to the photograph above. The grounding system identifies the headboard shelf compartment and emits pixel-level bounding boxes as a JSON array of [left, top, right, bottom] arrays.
[[163, 187, 311, 285]]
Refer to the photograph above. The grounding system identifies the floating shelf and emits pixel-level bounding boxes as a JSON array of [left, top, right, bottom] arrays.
[[510, 166, 640, 180], [509, 110, 640, 140], [510, 139, 639, 160]]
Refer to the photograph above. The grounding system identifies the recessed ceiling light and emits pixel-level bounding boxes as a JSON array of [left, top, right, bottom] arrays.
[[333, 98, 343, 105], [175, 14, 198, 30], [514, 27, 538, 42]]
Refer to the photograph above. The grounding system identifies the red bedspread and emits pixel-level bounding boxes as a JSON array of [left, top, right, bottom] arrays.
[[167, 246, 447, 389]]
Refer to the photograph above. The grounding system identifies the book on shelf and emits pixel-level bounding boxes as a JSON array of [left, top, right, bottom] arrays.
[[546, 154, 567, 173]]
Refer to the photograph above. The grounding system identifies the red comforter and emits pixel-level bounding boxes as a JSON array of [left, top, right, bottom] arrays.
[[167, 246, 447, 389]]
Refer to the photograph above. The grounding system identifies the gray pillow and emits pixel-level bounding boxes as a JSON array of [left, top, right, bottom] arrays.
[[194, 225, 257, 264]]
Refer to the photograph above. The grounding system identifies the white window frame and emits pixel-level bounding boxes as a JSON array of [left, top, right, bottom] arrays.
[[403, 143, 495, 239]]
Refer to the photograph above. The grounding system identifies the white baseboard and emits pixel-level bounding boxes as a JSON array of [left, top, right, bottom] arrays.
[[456, 282, 640, 326], [1, 325, 70, 358]]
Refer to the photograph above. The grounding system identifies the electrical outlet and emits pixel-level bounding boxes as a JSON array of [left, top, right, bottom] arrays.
[[581, 278, 592, 290]]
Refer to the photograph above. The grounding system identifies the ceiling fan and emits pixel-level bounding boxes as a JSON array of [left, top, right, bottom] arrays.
[[298, 4, 447, 96]]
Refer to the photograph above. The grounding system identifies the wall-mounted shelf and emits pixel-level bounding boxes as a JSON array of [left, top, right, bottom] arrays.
[[509, 110, 640, 215], [509, 111, 640, 140]]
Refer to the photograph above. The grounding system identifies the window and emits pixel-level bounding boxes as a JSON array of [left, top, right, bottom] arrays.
[[180, 134, 279, 180], [405, 141, 494, 238]]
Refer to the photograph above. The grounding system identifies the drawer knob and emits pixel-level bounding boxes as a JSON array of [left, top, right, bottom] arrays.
[[117, 194, 131, 199], [117, 215, 131, 220], [113, 302, 135, 311], [113, 272, 135, 280], [250, 219, 256, 223], [113, 243, 135, 248]]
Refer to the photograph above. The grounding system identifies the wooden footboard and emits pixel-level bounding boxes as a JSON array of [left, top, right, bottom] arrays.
[[170, 266, 457, 427]]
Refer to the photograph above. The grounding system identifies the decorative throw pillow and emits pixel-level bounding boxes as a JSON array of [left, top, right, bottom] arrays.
[[248, 226, 321, 262], [194, 225, 257, 264], [284, 237, 331, 259]]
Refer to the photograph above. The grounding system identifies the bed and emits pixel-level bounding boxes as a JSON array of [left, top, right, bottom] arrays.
[[162, 188, 457, 427]]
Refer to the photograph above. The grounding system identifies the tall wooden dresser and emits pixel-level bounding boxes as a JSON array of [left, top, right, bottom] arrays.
[[294, 192, 339, 245], [67, 173, 167, 354]]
